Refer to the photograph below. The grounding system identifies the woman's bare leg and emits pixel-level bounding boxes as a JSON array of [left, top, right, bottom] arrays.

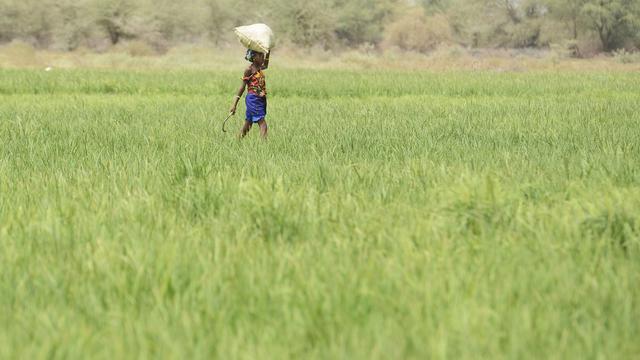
[[239, 121, 252, 138], [257, 119, 268, 139]]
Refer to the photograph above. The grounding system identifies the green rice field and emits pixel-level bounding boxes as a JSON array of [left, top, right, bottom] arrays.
[[0, 69, 639, 358]]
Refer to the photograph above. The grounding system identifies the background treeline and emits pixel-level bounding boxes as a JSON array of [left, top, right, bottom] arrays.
[[0, 0, 639, 56]]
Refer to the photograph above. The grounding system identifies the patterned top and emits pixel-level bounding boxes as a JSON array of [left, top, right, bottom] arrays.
[[243, 70, 267, 97]]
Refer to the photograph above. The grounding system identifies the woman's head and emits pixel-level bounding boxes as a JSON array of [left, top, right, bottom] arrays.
[[245, 49, 265, 65]]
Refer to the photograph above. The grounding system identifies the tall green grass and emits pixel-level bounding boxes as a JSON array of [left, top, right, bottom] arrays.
[[1, 69, 639, 359]]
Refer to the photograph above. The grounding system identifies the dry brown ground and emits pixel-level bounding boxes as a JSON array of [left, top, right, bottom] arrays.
[[1, 41, 639, 72]]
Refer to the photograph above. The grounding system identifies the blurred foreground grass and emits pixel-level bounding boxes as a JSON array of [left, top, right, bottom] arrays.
[[0, 69, 639, 358]]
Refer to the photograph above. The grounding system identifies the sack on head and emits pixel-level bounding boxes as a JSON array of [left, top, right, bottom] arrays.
[[234, 23, 276, 53]]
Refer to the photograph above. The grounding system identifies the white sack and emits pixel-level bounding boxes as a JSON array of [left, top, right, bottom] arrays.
[[234, 23, 275, 53]]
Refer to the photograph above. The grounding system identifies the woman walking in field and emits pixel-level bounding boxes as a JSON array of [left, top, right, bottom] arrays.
[[229, 49, 270, 139]]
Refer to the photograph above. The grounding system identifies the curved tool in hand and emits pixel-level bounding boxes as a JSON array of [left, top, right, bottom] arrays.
[[222, 112, 234, 133]]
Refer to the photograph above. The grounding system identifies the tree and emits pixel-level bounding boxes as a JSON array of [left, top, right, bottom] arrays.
[[145, 0, 209, 43], [545, 0, 588, 40], [458, 0, 548, 48], [93, 0, 138, 45], [203, 0, 238, 45], [419, 0, 453, 11], [272, 0, 336, 48], [0, 0, 56, 47], [50, 0, 96, 50], [333, 0, 395, 46], [582, 0, 640, 51]]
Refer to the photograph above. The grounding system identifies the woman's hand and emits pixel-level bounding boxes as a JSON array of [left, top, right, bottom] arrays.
[[230, 95, 241, 115]]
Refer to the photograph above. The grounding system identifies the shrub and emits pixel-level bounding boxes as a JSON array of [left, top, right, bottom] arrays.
[[613, 48, 640, 63], [120, 40, 157, 57], [0, 40, 39, 66], [383, 9, 453, 53]]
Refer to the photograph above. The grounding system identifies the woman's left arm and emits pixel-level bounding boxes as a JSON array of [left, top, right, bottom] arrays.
[[262, 51, 270, 69]]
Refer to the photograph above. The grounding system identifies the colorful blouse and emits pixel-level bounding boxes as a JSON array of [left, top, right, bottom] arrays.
[[243, 70, 267, 97]]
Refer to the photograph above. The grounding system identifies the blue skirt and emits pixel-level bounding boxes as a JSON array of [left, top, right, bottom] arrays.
[[245, 93, 267, 122]]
